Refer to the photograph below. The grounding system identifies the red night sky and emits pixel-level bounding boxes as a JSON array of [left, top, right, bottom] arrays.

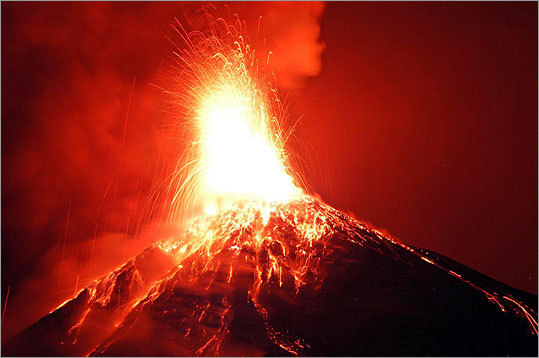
[[2, 1, 537, 342]]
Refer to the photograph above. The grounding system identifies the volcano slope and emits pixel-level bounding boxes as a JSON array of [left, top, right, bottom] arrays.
[[4, 196, 537, 356]]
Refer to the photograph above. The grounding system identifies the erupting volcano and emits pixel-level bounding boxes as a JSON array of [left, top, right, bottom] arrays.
[[3, 10, 537, 357]]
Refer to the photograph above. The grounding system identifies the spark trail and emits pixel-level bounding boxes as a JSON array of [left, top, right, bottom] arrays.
[[161, 13, 301, 224]]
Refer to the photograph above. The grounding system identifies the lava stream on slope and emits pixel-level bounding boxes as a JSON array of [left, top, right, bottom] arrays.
[[5, 196, 537, 356]]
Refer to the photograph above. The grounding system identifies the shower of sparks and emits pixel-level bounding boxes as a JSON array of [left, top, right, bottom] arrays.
[[163, 13, 302, 223]]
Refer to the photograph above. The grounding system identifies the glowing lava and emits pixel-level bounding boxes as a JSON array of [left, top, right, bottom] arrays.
[[166, 16, 301, 219], [7, 197, 537, 357], [196, 65, 300, 205]]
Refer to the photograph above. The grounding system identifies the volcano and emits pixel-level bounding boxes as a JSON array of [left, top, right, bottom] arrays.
[[4, 196, 537, 356]]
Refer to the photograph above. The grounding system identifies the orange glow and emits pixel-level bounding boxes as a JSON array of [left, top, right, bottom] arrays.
[[196, 71, 300, 209], [167, 16, 302, 220], [4, 5, 538, 358]]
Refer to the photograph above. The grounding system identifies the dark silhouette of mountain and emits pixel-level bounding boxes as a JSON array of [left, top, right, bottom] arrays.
[[4, 197, 537, 356]]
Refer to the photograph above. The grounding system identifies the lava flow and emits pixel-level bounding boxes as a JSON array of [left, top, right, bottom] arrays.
[[4, 12, 538, 357]]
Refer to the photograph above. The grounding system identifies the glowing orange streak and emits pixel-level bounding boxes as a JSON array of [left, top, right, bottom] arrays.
[[68, 307, 91, 343], [502, 295, 538, 335], [57, 198, 72, 289], [1, 285, 10, 327]]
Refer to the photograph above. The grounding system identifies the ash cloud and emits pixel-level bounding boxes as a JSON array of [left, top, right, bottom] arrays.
[[258, 2, 326, 90], [218, 2, 326, 90]]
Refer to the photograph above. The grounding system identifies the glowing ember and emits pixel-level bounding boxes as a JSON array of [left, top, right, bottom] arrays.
[[196, 65, 300, 205], [166, 15, 301, 219]]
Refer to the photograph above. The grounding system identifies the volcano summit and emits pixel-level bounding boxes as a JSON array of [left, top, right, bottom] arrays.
[[4, 196, 537, 356]]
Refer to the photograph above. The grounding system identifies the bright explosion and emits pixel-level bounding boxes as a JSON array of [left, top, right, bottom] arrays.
[[166, 16, 302, 221]]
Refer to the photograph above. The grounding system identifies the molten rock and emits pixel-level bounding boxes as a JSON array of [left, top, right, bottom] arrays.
[[4, 197, 537, 356]]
